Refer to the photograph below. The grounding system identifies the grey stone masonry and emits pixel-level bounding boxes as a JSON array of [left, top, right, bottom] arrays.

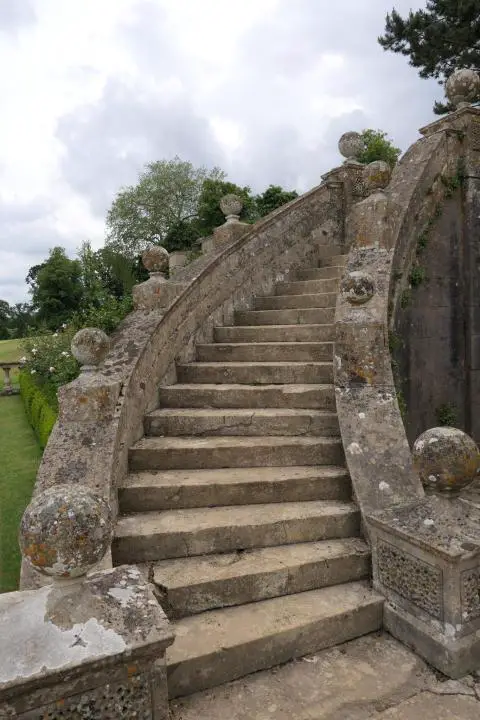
[[0, 565, 174, 718]]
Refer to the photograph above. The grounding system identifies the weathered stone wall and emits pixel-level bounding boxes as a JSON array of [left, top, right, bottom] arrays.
[[335, 130, 455, 523], [21, 180, 342, 590], [391, 110, 480, 446]]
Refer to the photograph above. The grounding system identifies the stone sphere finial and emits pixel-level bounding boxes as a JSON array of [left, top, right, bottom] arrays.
[[364, 160, 392, 194], [219, 194, 243, 224], [141, 245, 169, 277], [340, 271, 375, 305], [71, 328, 110, 373], [445, 68, 480, 109], [19, 484, 112, 580], [412, 427, 480, 497], [338, 132, 365, 164]]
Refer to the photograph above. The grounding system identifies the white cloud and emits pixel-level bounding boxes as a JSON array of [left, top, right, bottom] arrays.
[[0, 0, 440, 304]]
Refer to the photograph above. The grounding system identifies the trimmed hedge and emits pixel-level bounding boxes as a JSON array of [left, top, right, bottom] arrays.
[[19, 370, 58, 449]]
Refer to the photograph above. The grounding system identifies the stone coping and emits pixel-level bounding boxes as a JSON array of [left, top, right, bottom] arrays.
[[0, 565, 173, 698], [369, 495, 480, 561]]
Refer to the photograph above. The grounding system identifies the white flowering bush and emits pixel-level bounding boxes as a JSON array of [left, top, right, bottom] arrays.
[[21, 326, 80, 409]]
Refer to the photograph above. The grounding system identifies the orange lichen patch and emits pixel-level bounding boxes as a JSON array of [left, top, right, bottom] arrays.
[[127, 664, 138, 678], [78, 396, 89, 404]]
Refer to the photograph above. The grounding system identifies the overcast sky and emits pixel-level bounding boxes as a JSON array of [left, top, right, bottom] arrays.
[[0, 0, 441, 304]]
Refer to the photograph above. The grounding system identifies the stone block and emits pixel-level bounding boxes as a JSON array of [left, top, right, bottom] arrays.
[[335, 322, 391, 387], [369, 496, 480, 677], [133, 277, 188, 311], [0, 565, 174, 718], [169, 251, 189, 277]]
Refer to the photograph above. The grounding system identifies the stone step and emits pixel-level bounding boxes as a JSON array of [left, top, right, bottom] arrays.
[[113, 500, 360, 564], [129, 435, 344, 471], [167, 581, 383, 697], [214, 324, 335, 343], [323, 254, 347, 267], [317, 245, 344, 259], [176, 361, 333, 385], [255, 292, 337, 310], [296, 266, 344, 281], [275, 278, 339, 295], [150, 538, 370, 617], [158, 383, 335, 410], [234, 308, 334, 326], [144, 407, 339, 438], [196, 342, 333, 362], [118, 465, 351, 512]]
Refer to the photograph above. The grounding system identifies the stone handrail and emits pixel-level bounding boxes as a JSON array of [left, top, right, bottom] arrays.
[[22, 179, 344, 589], [334, 123, 461, 526]]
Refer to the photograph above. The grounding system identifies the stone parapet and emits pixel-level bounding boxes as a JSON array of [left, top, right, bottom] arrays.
[[369, 496, 480, 677], [0, 566, 174, 718]]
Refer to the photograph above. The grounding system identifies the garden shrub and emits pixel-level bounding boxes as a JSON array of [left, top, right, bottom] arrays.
[[19, 370, 58, 449], [18, 294, 134, 450]]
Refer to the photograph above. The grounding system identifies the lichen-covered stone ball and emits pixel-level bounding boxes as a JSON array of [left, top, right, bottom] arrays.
[[445, 68, 480, 108], [340, 271, 375, 305], [20, 484, 112, 579], [219, 194, 243, 219], [71, 327, 110, 370], [141, 245, 169, 274], [338, 132, 364, 161], [364, 160, 391, 193], [413, 427, 480, 496]]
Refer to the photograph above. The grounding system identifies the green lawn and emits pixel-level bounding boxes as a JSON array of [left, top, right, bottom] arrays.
[[0, 338, 22, 362], [0, 396, 41, 592]]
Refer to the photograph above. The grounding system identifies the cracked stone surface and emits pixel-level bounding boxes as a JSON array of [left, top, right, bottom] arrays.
[[170, 633, 480, 719]]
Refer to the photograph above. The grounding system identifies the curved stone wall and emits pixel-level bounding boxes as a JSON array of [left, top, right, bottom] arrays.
[[334, 129, 457, 525]]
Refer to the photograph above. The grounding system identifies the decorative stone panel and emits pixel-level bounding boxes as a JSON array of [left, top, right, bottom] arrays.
[[377, 540, 443, 619], [461, 567, 480, 622], [19, 674, 152, 719]]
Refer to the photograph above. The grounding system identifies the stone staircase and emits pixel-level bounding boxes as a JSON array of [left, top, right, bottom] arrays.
[[112, 247, 383, 698]]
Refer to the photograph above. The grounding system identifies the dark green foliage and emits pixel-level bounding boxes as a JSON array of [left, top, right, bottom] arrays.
[[409, 265, 426, 287], [19, 370, 58, 449], [378, 1, 480, 114], [254, 185, 299, 217], [416, 232, 429, 255], [72, 295, 133, 335], [28, 247, 84, 331], [358, 129, 402, 168], [435, 402, 458, 426], [389, 332, 403, 353]]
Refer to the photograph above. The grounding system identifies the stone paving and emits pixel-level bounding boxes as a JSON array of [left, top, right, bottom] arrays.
[[170, 632, 480, 719]]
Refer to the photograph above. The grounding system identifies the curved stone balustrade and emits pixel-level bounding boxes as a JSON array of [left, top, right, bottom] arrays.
[[21, 178, 346, 589]]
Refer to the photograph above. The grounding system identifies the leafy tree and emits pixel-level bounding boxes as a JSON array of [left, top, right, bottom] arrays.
[[8, 303, 36, 338], [106, 157, 225, 257], [95, 247, 148, 299], [28, 247, 83, 331], [358, 129, 402, 168], [0, 300, 10, 339], [254, 185, 299, 218], [378, 1, 480, 113], [196, 180, 256, 234]]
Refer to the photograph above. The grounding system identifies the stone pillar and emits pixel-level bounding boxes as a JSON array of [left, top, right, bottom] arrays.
[[169, 250, 189, 277], [0, 484, 174, 718], [3, 365, 11, 390], [202, 194, 251, 254], [133, 245, 188, 311]]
